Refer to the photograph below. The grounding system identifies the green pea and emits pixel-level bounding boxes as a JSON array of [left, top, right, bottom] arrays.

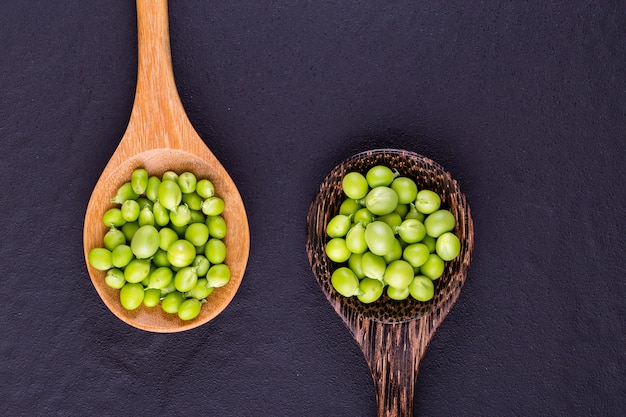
[[422, 235, 436, 253], [152, 248, 171, 267], [141, 274, 151, 287], [185, 223, 210, 247], [110, 182, 139, 205], [162, 171, 179, 182], [104, 268, 126, 289], [342, 172, 369, 200], [345, 223, 367, 254], [206, 216, 227, 239], [176, 171, 197, 194], [136, 197, 153, 210], [325, 238, 351, 263], [160, 280, 176, 296], [348, 253, 365, 279], [435, 232, 461, 261], [331, 267, 360, 297], [420, 254, 445, 280], [152, 201, 170, 227], [378, 212, 403, 231], [364, 186, 399, 216], [391, 177, 418, 204], [339, 198, 362, 216], [364, 221, 395, 256], [130, 225, 160, 259], [361, 251, 386, 280], [357, 278, 384, 304], [189, 209, 206, 224], [156, 227, 177, 251], [137, 206, 155, 226], [383, 260, 414, 289], [182, 192, 203, 211], [387, 285, 410, 300], [174, 266, 198, 293], [158, 180, 183, 211], [394, 203, 409, 219], [405, 204, 425, 222], [196, 179, 215, 198], [192, 255, 210, 277], [187, 278, 214, 300], [131, 168, 148, 195], [424, 209, 456, 238], [148, 267, 173, 289], [170, 204, 191, 227], [415, 190, 441, 214], [366, 165, 396, 187], [178, 298, 202, 321], [161, 291, 185, 314], [119, 283, 144, 310], [102, 208, 125, 228], [382, 238, 403, 264], [88, 248, 113, 271], [145, 176, 161, 202], [205, 238, 226, 264], [403, 243, 430, 268], [170, 223, 188, 238], [121, 200, 140, 222], [143, 288, 162, 308], [201, 197, 225, 216], [194, 243, 206, 256], [111, 244, 133, 268], [397, 219, 426, 243], [206, 264, 230, 287], [167, 240, 196, 268], [121, 221, 139, 242], [124, 259, 151, 283], [409, 275, 435, 301], [326, 214, 352, 238], [353, 208, 374, 225], [103, 227, 126, 251]]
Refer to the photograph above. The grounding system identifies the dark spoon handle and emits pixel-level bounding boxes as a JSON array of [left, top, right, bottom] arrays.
[[351, 318, 434, 417]]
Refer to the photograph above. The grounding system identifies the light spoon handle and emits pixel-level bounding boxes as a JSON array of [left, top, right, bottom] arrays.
[[119, 0, 209, 154]]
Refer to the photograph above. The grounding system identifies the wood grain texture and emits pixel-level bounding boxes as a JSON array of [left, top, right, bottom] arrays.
[[83, 0, 250, 332], [306, 149, 474, 416]]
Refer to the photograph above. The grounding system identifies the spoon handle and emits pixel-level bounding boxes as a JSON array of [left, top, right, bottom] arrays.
[[353, 319, 432, 417], [124, 0, 192, 150]]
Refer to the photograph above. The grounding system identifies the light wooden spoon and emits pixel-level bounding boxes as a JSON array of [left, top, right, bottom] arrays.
[[83, 0, 250, 332], [306, 149, 474, 416]]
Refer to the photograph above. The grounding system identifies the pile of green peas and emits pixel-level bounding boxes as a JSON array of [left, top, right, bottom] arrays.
[[325, 165, 461, 304], [87, 168, 230, 321]]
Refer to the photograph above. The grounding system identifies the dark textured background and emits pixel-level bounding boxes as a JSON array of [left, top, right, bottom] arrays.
[[1, 1, 624, 416]]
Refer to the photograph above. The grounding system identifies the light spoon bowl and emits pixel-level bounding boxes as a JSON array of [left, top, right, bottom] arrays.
[[83, 0, 250, 332], [306, 149, 474, 416]]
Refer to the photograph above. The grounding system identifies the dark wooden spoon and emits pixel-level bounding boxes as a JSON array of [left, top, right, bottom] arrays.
[[306, 149, 474, 416]]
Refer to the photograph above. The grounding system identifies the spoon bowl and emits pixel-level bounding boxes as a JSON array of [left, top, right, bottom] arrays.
[[306, 148, 473, 416], [83, 0, 249, 333]]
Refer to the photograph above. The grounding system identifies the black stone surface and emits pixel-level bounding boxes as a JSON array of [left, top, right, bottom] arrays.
[[1, 1, 624, 416]]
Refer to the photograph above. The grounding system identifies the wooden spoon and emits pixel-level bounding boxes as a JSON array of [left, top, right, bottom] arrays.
[[306, 149, 474, 416], [83, 0, 250, 332]]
